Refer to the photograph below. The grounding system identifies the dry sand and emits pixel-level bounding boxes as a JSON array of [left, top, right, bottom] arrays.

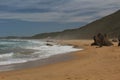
[[0, 40, 120, 80]]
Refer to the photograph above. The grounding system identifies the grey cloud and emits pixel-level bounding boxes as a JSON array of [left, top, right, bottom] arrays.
[[0, 0, 119, 23]]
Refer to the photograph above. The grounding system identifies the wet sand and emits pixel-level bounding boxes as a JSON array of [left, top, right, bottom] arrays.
[[0, 40, 120, 80]]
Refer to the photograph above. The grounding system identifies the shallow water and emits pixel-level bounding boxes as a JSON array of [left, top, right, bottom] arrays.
[[0, 39, 81, 66]]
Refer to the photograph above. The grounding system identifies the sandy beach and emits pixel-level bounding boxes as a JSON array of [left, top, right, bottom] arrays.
[[0, 40, 120, 80]]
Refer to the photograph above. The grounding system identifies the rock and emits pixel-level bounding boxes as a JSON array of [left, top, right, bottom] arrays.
[[118, 35, 120, 46], [91, 33, 113, 47], [46, 43, 53, 46], [112, 39, 118, 42]]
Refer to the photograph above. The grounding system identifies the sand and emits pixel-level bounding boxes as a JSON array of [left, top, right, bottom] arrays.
[[0, 40, 120, 80]]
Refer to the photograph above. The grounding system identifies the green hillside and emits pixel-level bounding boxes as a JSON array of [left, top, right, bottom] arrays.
[[32, 10, 120, 39]]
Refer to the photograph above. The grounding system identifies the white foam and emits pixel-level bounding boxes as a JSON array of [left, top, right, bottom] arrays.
[[0, 59, 28, 65], [29, 44, 81, 59], [0, 52, 14, 58]]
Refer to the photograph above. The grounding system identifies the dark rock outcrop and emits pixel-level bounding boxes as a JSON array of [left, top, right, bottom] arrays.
[[118, 35, 120, 46], [91, 33, 113, 47], [46, 43, 53, 46]]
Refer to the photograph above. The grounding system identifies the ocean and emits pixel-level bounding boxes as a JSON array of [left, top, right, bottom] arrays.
[[0, 39, 81, 67]]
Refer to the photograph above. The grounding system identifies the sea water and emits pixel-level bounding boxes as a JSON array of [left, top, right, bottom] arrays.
[[0, 39, 81, 66]]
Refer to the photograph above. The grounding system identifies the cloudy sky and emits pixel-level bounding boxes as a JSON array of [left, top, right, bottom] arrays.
[[0, 0, 120, 36]]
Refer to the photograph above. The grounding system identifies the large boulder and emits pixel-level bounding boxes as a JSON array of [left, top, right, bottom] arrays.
[[118, 35, 120, 46], [91, 33, 113, 47]]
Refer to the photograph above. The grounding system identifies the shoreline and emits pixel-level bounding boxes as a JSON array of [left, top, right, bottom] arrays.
[[0, 40, 120, 80], [0, 40, 82, 72], [0, 41, 81, 72], [0, 51, 77, 72]]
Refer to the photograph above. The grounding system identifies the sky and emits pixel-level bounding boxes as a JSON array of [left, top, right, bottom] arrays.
[[0, 0, 120, 37]]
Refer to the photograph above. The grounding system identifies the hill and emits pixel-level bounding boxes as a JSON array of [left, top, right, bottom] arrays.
[[32, 10, 120, 39]]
